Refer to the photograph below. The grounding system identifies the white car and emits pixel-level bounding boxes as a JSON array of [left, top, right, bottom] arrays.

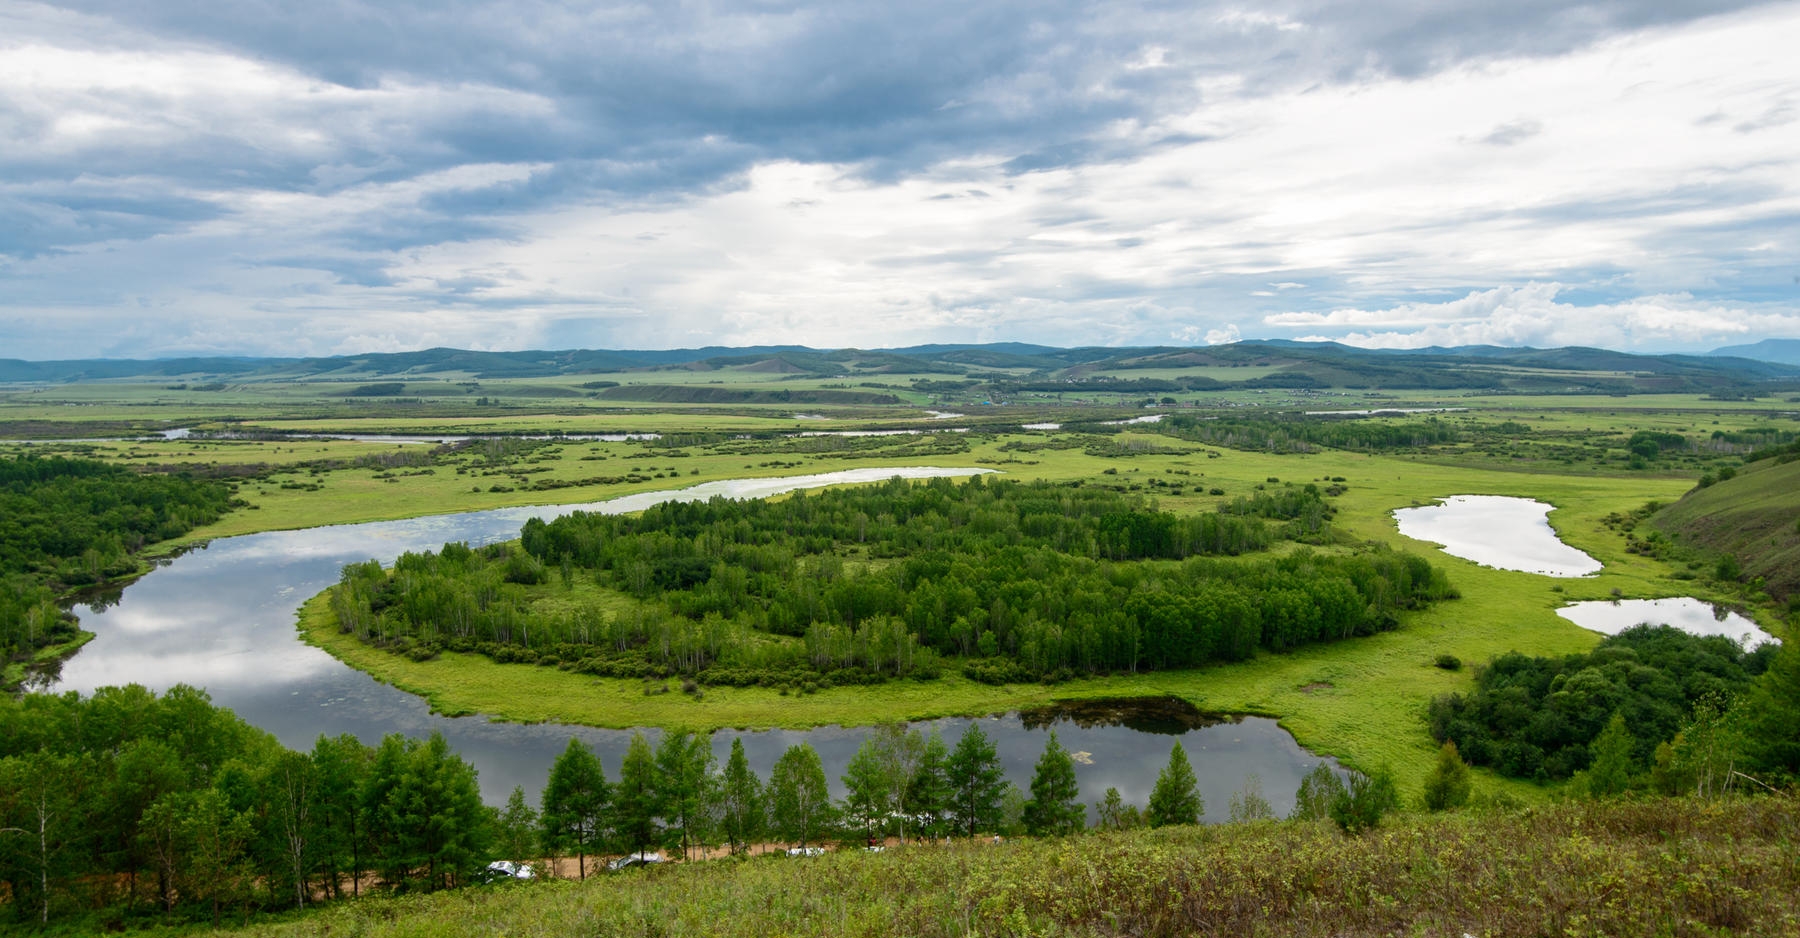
[[608, 852, 666, 871], [479, 860, 535, 883], [785, 846, 826, 857]]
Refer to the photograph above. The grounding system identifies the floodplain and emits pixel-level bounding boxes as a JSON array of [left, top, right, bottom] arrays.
[[7, 354, 1794, 805]]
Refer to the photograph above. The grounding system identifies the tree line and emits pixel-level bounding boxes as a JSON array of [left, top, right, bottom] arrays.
[[0, 684, 1230, 929], [526, 722, 1241, 877], [1, 455, 234, 687], [329, 476, 1454, 686], [0, 685, 491, 928], [1158, 414, 1468, 454]]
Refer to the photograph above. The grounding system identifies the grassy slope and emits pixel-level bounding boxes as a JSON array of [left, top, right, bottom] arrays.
[[1651, 458, 1800, 600], [233, 798, 1800, 938]]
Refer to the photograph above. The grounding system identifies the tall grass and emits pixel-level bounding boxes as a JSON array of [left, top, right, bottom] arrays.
[[237, 797, 1798, 937]]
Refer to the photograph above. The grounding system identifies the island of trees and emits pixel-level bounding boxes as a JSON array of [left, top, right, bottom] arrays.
[[328, 475, 1455, 687]]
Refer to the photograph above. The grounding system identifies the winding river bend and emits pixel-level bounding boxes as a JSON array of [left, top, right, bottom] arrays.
[[49, 467, 1332, 817]]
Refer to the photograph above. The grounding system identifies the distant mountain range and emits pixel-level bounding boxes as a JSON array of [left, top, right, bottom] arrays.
[[3, 341, 1798, 394], [1706, 338, 1800, 366]]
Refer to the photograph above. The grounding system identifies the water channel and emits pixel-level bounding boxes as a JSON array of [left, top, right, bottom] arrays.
[[47, 467, 1333, 816]]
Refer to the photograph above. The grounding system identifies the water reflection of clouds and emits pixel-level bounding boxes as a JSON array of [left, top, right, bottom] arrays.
[[1394, 495, 1602, 577], [59, 643, 344, 694], [1559, 598, 1780, 648]]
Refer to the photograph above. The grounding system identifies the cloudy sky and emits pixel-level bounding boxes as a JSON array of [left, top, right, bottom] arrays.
[[3, 0, 1798, 359]]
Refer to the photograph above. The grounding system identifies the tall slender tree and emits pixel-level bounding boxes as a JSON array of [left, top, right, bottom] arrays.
[[309, 733, 370, 898], [871, 724, 925, 843], [719, 738, 765, 856], [841, 737, 891, 840], [769, 743, 831, 849], [655, 730, 716, 860], [1147, 741, 1202, 827], [946, 722, 1005, 837], [261, 748, 315, 909], [908, 729, 952, 841], [496, 787, 539, 868], [359, 735, 410, 887], [611, 732, 661, 859], [1023, 731, 1084, 836], [540, 739, 608, 878]]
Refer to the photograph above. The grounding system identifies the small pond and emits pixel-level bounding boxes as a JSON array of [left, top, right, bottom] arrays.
[[47, 466, 1333, 814], [1558, 598, 1780, 648], [1393, 495, 1602, 577]]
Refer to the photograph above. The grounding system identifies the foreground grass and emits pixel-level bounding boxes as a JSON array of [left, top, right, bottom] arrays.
[[234, 798, 1800, 938]]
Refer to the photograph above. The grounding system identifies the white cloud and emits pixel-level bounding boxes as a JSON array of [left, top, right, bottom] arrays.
[[1213, 10, 1304, 33], [0, 34, 556, 170], [1271, 283, 1800, 350], [2, 2, 1798, 355], [1204, 324, 1242, 345]]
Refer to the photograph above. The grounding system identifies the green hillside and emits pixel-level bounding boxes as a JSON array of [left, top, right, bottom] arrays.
[[1652, 457, 1800, 601]]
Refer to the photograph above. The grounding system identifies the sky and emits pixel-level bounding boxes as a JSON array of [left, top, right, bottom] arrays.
[[3, 0, 1798, 360]]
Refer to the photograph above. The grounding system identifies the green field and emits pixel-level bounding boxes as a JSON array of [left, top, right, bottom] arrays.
[[8, 375, 1796, 797]]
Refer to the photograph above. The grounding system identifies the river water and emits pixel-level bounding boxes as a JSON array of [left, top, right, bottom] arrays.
[[48, 466, 1333, 815]]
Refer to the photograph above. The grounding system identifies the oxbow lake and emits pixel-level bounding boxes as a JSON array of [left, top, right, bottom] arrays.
[[1558, 598, 1780, 649], [1392, 495, 1602, 577], [49, 467, 1334, 813]]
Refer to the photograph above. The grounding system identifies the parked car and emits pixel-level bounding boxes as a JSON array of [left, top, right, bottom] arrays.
[[608, 852, 665, 871], [785, 846, 826, 857], [476, 860, 535, 883]]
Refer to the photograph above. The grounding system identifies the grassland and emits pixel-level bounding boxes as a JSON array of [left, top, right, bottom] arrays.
[[1652, 457, 1800, 601], [230, 797, 1800, 938], [282, 419, 1770, 799], [10, 375, 1796, 797]]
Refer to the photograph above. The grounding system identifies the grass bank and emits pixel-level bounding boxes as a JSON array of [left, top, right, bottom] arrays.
[[0, 628, 93, 689], [234, 797, 1800, 938]]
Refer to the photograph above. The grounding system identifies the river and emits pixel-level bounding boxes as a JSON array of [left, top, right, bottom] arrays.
[[48, 467, 1332, 817]]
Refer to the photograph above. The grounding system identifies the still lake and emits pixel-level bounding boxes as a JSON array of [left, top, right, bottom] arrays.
[[50, 467, 1332, 817], [1558, 597, 1780, 649], [1393, 495, 1602, 577]]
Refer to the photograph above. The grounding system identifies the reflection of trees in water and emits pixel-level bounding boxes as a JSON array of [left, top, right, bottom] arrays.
[[20, 658, 62, 692], [1018, 696, 1238, 736]]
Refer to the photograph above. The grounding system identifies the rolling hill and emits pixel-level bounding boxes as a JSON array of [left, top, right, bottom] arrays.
[[3, 342, 1798, 394], [1652, 456, 1800, 602]]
